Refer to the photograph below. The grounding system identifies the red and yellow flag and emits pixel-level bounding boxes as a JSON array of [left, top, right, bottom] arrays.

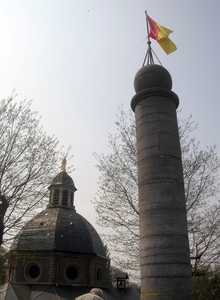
[[146, 13, 177, 55]]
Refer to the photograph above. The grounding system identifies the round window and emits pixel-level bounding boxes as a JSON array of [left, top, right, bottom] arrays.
[[66, 266, 78, 280], [25, 262, 42, 282], [29, 265, 40, 278]]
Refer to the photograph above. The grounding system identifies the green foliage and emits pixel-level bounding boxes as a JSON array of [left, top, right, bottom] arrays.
[[192, 267, 220, 300]]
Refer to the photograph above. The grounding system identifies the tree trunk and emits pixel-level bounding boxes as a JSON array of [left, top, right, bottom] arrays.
[[0, 195, 9, 246]]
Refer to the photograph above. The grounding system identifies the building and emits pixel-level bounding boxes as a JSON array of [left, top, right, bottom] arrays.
[[0, 162, 140, 300]]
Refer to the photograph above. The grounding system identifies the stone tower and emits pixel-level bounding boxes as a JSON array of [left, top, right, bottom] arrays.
[[131, 64, 192, 300]]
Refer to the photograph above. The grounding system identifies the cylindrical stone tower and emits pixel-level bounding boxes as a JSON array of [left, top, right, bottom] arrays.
[[131, 64, 192, 300]]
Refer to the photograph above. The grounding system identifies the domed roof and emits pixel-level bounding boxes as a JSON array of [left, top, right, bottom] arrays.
[[134, 64, 172, 93], [11, 207, 106, 257], [131, 64, 179, 111], [50, 171, 77, 190]]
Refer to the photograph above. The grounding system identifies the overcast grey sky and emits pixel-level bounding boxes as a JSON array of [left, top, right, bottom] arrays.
[[1, 0, 220, 230]]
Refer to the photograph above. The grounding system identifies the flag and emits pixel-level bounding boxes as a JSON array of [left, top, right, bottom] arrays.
[[146, 13, 177, 55]]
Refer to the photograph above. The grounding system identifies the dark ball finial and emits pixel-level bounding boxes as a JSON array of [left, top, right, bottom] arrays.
[[134, 64, 172, 93]]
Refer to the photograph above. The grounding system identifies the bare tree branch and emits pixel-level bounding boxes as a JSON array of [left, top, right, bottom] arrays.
[[93, 107, 220, 280], [0, 95, 73, 246]]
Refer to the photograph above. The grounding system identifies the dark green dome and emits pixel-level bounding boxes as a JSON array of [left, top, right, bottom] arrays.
[[11, 207, 106, 257], [50, 171, 77, 189]]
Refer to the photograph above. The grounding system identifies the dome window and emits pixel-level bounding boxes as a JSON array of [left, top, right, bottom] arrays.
[[70, 192, 74, 207], [53, 189, 59, 206], [64, 263, 83, 283], [25, 262, 42, 282], [29, 265, 40, 278], [66, 266, 78, 280], [62, 190, 68, 206]]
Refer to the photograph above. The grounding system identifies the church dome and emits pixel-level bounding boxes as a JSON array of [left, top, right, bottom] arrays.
[[8, 163, 108, 288], [50, 171, 77, 189], [11, 207, 106, 257], [10, 163, 105, 258]]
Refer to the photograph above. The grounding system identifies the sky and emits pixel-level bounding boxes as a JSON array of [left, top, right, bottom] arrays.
[[0, 0, 220, 233]]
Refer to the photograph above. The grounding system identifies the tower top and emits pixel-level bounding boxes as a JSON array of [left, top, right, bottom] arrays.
[[134, 64, 172, 93], [131, 64, 179, 111]]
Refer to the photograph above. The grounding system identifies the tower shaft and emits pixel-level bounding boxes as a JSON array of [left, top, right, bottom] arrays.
[[131, 65, 192, 300]]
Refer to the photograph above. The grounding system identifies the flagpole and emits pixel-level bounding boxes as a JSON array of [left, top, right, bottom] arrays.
[[142, 10, 154, 66]]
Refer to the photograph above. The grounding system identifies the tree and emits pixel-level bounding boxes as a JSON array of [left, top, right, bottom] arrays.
[[180, 116, 220, 272], [0, 94, 72, 247], [103, 244, 113, 288], [93, 107, 220, 280], [0, 248, 6, 284], [192, 267, 220, 300]]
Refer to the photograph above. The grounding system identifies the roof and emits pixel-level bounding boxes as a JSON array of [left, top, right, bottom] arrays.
[[49, 171, 77, 190], [0, 283, 140, 300], [114, 272, 129, 279], [10, 207, 106, 257]]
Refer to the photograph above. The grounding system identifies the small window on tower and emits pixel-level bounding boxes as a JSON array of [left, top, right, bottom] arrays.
[[62, 190, 68, 206], [53, 189, 59, 206], [70, 192, 73, 207]]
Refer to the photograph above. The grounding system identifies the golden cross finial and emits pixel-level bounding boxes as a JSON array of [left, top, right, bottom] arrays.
[[61, 157, 67, 172]]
